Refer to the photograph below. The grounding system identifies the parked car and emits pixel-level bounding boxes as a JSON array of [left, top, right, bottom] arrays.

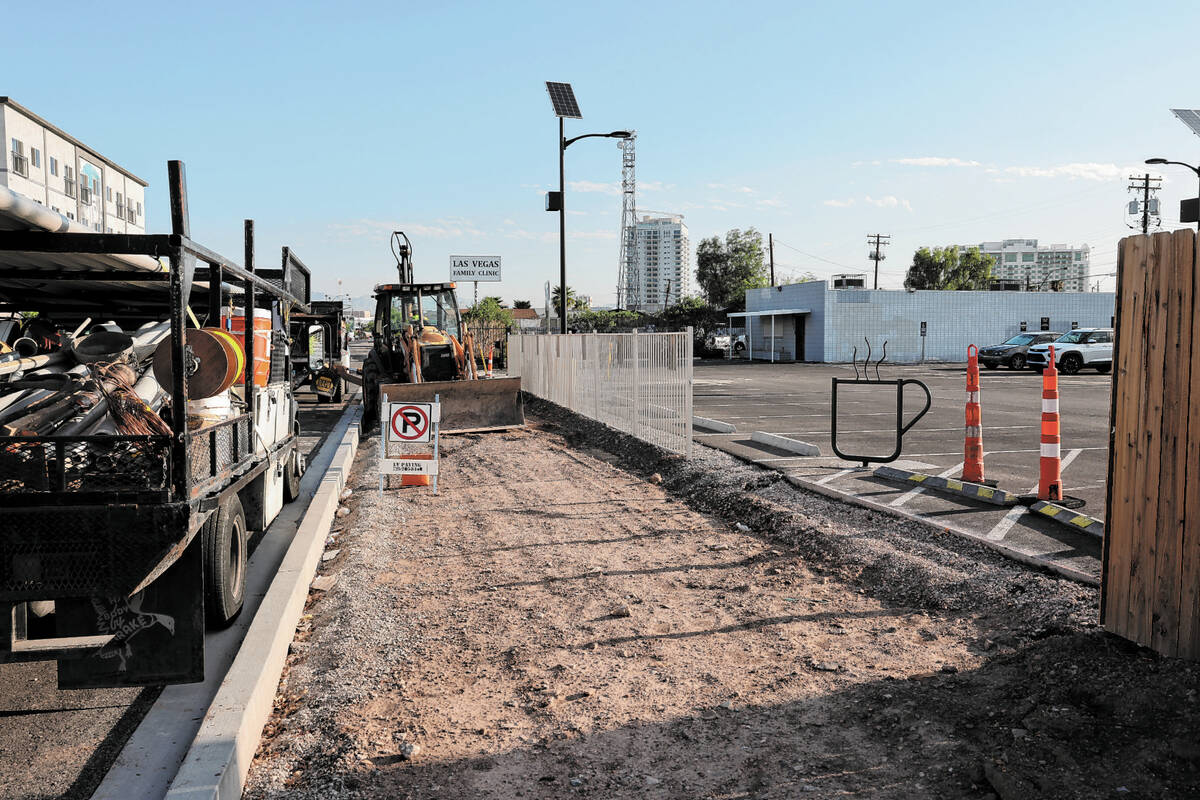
[[703, 329, 747, 355], [978, 331, 1061, 370], [1026, 328, 1114, 374]]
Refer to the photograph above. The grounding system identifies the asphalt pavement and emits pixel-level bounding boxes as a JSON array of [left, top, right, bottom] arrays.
[[692, 359, 1109, 582]]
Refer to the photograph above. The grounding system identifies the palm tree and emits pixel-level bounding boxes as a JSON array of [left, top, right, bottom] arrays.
[[513, 300, 532, 309], [550, 285, 577, 313]]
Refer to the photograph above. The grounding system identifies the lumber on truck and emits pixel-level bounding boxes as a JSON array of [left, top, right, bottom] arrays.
[[380, 377, 524, 433]]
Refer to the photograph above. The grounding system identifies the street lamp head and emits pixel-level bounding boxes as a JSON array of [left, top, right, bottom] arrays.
[[1146, 158, 1169, 164], [609, 130, 633, 138]]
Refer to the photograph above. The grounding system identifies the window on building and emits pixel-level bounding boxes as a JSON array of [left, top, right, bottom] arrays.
[[1004, 253, 1017, 262], [107, 187, 113, 202], [136, 201, 142, 215], [67, 212, 74, 220], [30, 148, 40, 169], [49, 157, 58, 177], [1022, 253, 1035, 263], [10, 138, 28, 177]]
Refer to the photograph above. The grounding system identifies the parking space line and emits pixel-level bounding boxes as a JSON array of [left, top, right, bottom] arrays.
[[984, 448, 1083, 541], [888, 461, 966, 507], [816, 467, 857, 486]]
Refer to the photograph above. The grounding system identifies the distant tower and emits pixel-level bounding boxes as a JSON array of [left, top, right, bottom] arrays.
[[616, 133, 639, 310]]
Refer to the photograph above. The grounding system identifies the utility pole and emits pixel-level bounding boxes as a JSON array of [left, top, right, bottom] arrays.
[[768, 233, 775, 286], [1127, 173, 1162, 234], [867, 233, 890, 289]]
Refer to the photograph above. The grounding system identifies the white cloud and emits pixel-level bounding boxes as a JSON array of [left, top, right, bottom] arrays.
[[756, 197, 785, 208], [566, 210, 588, 216], [825, 195, 913, 212], [706, 182, 756, 194], [569, 180, 620, 195], [504, 229, 556, 242], [569, 229, 618, 240], [892, 156, 981, 167], [1004, 162, 1128, 181], [823, 198, 855, 208], [851, 160, 883, 167]]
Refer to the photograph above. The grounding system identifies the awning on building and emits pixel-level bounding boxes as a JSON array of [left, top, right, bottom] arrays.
[[727, 308, 812, 317]]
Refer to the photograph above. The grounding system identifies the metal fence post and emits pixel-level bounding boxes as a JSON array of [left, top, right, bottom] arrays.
[[592, 331, 601, 421], [631, 328, 640, 439], [685, 326, 694, 457]]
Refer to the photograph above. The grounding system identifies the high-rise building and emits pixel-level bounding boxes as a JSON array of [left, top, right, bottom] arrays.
[[972, 239, 1090, 292], [1, 97, 147, 234], [635, 214, 688, 310]]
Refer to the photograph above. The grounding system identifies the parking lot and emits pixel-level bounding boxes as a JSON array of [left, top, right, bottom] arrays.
[[692, 359, 1109, 581]]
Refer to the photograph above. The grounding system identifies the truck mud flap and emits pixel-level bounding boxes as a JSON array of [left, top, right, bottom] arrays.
[[380, 377, 525, 433], [56, 535, 204, 688]]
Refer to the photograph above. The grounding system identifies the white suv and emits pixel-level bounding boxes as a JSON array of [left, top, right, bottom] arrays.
[[1026, 328, 1113, 374]]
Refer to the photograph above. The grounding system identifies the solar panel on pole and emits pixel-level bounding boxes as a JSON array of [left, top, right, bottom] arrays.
[[546, 82, 582, 119], [1170, 109, 1200, 138]]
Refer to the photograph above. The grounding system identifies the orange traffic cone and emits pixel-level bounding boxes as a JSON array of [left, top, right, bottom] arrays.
[[1038, 344, 1063, 501], [963, 344, 985, 483], [486, 347, 494, 378]]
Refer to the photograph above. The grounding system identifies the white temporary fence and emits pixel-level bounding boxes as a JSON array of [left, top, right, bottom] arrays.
[[508, 329, 693, 456]]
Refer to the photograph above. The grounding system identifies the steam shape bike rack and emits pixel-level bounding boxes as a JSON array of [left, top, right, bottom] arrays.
[[830, 338, 932, 467]]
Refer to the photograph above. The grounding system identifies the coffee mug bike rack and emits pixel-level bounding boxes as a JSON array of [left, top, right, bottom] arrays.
[[830, 338, 932, 467]]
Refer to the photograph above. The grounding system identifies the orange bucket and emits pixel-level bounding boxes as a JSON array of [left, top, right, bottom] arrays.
[[401, 453, 432, 487], [222, 307, 271, 387]]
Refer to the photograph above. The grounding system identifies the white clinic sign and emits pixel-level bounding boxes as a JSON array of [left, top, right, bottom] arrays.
[[450, 255, 502, 282]]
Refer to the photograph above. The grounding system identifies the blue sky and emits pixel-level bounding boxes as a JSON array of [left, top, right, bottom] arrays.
[[7, 0, 1200, 306]]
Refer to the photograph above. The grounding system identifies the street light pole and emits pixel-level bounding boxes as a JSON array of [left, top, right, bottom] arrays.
[[554, 129, 633, 335], [559, 117, 567, 334], [1146, 158, 1200, 233]]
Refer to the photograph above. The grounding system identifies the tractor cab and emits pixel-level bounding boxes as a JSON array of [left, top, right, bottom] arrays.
[[373, 282, 462, 383]]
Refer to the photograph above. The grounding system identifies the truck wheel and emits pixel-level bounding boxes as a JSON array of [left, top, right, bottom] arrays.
[[1060, 352, 1083, 375], [202, 495, 247, 628], [734, 341, 745, 353], [283, 447, 303, 503]]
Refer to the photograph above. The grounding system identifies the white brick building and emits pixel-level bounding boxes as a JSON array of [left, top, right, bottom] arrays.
[[634, 215, 689, 310], [1, 97, 147, 233]]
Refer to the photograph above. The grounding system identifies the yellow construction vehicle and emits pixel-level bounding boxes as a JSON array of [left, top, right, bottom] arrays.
[[360, 232, 524, 432]]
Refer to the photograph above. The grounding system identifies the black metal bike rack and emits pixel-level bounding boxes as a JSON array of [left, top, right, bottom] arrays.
[[830, 339, 932, 467]]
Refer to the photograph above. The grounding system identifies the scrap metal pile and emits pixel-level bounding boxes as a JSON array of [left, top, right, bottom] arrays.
[[0, 314, 248, 493]]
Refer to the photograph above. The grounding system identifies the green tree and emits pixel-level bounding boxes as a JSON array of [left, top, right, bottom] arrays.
[[550, 285, 588, 312], [695, 228, 768, 308], [904, 246, 995, 290], [512, 299, 532, 309], [462, 296, 514, 327], [482, 295, 507, 308]]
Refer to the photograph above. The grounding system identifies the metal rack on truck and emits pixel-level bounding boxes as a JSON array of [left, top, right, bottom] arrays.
[[0, 160, 311, 688]]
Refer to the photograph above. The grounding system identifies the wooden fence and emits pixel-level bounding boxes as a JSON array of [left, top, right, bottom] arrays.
[[1103, 230, 1200, 660]]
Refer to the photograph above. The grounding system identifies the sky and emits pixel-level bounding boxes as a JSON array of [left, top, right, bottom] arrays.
[[7, 0, 1200, 307]]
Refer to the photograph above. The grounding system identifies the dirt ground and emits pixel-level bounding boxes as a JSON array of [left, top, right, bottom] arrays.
[[244, 399, 1200, 799]]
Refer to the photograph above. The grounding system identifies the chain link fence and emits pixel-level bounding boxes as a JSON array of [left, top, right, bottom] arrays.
[[508, 329, 693, 456]]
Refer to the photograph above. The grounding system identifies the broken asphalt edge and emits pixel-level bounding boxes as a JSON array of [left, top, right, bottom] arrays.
[[162, 400, 363, 800]]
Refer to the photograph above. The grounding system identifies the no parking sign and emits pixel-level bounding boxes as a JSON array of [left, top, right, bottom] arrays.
[[380, 399, 442, 490], [387, 402, 438, 443]]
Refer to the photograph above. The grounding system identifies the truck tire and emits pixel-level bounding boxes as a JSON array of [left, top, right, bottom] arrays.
[[1060, 352, 1083, 375], [203, 495, 247, 628], [362, 373, 379, 428], [283, 446, 303, 503]]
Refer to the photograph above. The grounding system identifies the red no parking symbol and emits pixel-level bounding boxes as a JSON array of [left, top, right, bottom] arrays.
[[389, 404, 431, 442]]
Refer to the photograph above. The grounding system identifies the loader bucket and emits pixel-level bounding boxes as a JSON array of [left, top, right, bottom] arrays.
[[379, 377, 525, 433]]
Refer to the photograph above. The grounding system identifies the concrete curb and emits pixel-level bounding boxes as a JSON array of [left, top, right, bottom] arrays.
[[1029, 500, 1105, 540], [751, 430, 821, 456], [693, 415, 736, 433], [162, 404, 362, 800], [873, 465, 1019, 507]]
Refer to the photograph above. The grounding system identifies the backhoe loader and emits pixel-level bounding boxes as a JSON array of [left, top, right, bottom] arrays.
[[360, 232, 524, 432]]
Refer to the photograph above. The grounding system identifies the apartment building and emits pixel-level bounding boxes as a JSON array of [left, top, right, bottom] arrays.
[[973, 239, 1090, 292], [634, 215, 689, 311], [1, 97, 147, 233]]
